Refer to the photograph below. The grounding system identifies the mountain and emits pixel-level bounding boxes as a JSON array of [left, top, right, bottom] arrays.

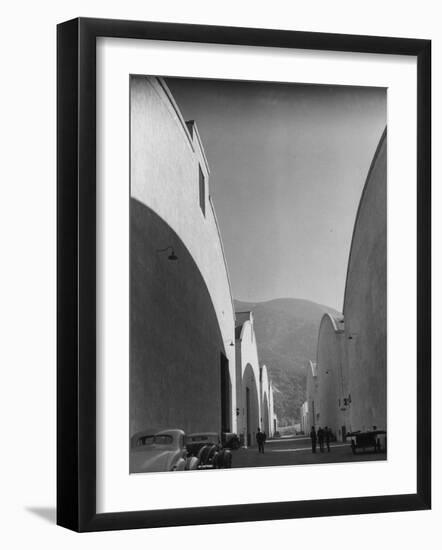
[[234, 298, 341, 425]]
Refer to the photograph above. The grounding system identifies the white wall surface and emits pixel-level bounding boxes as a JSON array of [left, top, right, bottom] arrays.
[[237, 319, 262, 442], [131, 78, 235, 351], [0, 1, 440, 548], [130, 76, 236, 430]]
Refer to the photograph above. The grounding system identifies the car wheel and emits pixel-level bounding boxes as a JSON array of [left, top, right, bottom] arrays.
[[223, 451, 232, 468], [186, 456, 199, 470]]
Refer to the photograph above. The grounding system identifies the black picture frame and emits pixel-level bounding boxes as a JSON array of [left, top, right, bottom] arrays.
[[57, 17, 431, 532]]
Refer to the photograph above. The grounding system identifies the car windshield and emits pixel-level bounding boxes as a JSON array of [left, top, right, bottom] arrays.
[[187, 434, 218, 444], [136, 435, 154, 446], [188, 435, 209, 442], [135, 434, 174, 446], [153, 434, 173, 445]]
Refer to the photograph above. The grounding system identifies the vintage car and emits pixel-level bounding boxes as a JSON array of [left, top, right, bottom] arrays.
[[347, 429, 387, 454], [222, 432, 241, 450], [186, 432, 232, 469], [130, 428, 199, 473]]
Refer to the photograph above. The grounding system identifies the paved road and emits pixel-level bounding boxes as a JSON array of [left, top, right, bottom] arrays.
[[231, 434, 386, 469]]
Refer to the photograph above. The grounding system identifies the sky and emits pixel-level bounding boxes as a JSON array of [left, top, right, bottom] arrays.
[[166, 77, 386, 312]]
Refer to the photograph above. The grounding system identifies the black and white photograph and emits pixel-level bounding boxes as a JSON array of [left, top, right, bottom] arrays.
[[0, 0, 435, 543], [129, 75, 387, 474]]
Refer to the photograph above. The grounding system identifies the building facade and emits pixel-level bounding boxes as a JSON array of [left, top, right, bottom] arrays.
[[300, 401, 309, 434], [260, 365, 277, 437], [130, 76, 237, 440], [306, 129, 387, 438], [235, 311, 277, 446], [315, 314, 349, 440], [343, 128, 387, 433], [235, 311, 262, 447], [304, 360, 318, 432]]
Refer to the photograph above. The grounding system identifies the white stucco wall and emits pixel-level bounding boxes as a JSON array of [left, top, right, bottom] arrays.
[[305, 361, 319, 430], [300, 401, 309, 434], [316, 313, 350, 439], [235, 314, 262, 446], [260, 364, 271, 434], [269, 382, 276, 436], [130, 76, 237, 431], [343, 130, 387, 433], [310, 130, 387, 438]]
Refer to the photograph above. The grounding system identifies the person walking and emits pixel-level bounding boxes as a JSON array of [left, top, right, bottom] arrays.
[[324, 426, 331, 452], [317, 427, 325, 452], [310, 426, 317, 453], [256, 428, 266, 453]]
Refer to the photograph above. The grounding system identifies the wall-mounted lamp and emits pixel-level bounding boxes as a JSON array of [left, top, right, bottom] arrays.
[[224, 339, 234, 347], [156, 246, 178, 261], [343, 395, 351, 406]]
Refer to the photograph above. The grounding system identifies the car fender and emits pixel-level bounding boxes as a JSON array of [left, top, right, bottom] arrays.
[[173, 457, 186, 471], [185, 456, 199, 470], [198, 444, 213, 465]]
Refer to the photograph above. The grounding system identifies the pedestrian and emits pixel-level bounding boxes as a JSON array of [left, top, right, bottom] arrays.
[[324, 426, 331, 452], [310, 426, 317, 453], [256, 428, 265, 453], [317, 427, 324, 452]]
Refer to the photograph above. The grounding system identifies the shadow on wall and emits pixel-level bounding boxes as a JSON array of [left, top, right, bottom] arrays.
[[130, 198, 229, 438]]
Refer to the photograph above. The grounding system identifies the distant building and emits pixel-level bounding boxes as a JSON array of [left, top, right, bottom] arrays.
[[316, 314, 349, 440], [305, 360, 319, 430], [235, 311, 262, 447], [130, 76, 236, 441], [300, 401, 308, 434], [269, 379, 277, 436], [260, 365, 277, 437], [308, 128, 387, 438], [234, 312, 277, 445]]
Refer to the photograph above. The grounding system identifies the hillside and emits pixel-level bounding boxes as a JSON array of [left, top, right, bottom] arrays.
[[234, 298, 340, 425]]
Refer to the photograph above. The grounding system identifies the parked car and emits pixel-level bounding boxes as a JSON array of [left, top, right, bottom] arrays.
[[130, 428, 199, 473], [347, 429, 387, 454], [222, 432, 241, 450], [186, 432, 232, 469]]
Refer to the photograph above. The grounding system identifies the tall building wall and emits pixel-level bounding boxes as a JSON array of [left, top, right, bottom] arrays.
[[300, 401, 309, 434], [235, 314, 262, 447], [269, 381, 277, 436], [130, 76, 236, 438], [316, 314, 349, 439], [131, 200, 229, 436], [305, 361, 318, 430], [344, 129, 387, 432], [260, 365, 271, 435]]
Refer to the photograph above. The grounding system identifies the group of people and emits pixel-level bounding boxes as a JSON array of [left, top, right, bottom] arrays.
[[310, 426, 332, 453]]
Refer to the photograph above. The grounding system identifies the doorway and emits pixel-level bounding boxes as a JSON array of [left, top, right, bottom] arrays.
[[220, 353, 231, 434]]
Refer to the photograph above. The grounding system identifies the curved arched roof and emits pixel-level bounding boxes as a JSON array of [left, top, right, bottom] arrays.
[[319, 312, 345, 334], [343, 127, 387, 313], [159, 77, 237, 322], [235, 311, 253, 340], [260, 364, 270, 390], [132, 76, 236, 351], [309, 360, 318, 377]]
